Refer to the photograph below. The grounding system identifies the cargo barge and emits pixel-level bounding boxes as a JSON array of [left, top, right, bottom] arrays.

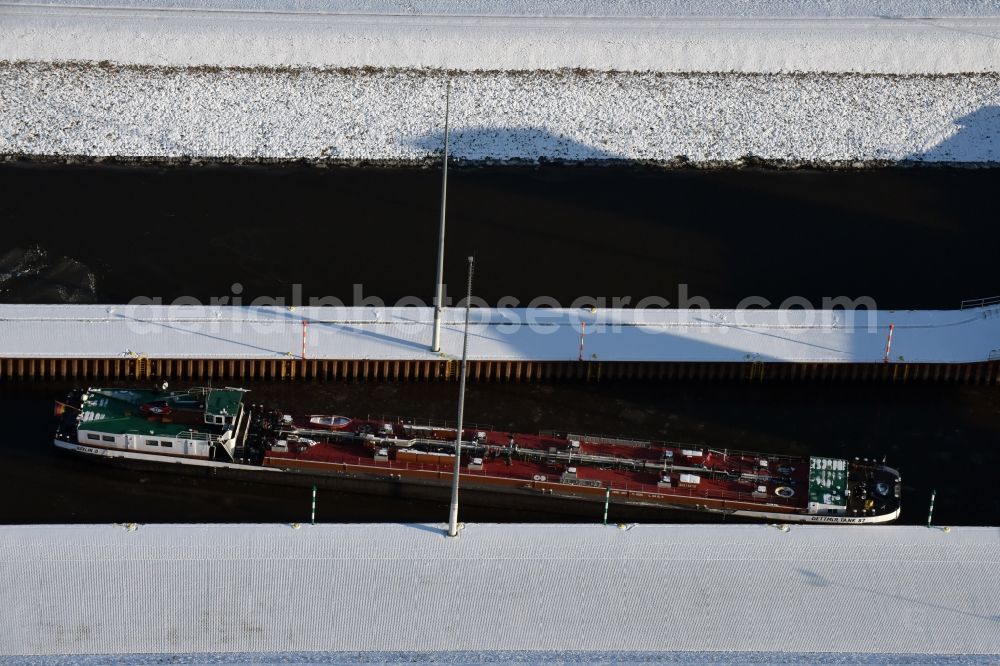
[[54, 386, 901, 524]]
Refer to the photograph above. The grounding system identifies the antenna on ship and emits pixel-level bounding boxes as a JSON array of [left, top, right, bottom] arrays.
[[447, 255, 474, 538], [431, 79, 451, 353]]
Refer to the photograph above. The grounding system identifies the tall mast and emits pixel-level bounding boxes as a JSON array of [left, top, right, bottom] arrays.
[[447, 255, 474, 538], [431, 80, 451, 352]]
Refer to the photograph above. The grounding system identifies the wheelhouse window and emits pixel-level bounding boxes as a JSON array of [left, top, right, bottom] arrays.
[[160, 441, 173, 448], [87, 433, 100, 441], [147, 440, 159, 447], [102, 435, 115, 442]]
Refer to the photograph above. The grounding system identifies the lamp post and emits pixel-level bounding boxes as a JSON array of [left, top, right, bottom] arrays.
[[447, 256, 474, 538], [431, 81, 451, 352]]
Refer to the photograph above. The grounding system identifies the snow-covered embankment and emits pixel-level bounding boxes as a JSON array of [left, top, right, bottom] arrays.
[[2, 0, 1000, 166]]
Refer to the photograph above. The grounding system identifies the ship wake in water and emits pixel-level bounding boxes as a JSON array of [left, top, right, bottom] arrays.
[[0, 245, 97, 304]]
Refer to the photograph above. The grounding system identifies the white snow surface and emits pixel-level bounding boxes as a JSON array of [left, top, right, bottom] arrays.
[[13, 0, 1000, 18], [2, 303, 999, 363], [3, 0, 1000, 72], [2, 62, 999, 164], [4, 1, 1000, 165], [1, 523, 997, 655]]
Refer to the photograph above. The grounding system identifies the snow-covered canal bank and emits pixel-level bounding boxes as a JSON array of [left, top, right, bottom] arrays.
[[2, 63, 999, 165], [2, 523, 997, 657], [4, 0, 1000, 73], [2, 0, 999, 166]]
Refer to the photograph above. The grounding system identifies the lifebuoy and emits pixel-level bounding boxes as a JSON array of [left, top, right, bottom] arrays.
[[775, 486, 794, 498]]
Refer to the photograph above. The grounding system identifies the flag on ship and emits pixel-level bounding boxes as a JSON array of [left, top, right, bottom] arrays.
[[53, 401, 75, 416]]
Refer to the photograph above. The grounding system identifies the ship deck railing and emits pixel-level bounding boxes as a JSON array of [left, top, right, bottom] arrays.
[[266, 454, 804, 508], [541, 431, 811, 464], [176, 430, 225, 443], [960, 295, 1000, 309]]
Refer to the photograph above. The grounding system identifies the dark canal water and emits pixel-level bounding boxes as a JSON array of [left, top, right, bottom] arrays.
[[3, 379, 998, 526], [0, 162, 998, 526], [1, 162, 999, 309]]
